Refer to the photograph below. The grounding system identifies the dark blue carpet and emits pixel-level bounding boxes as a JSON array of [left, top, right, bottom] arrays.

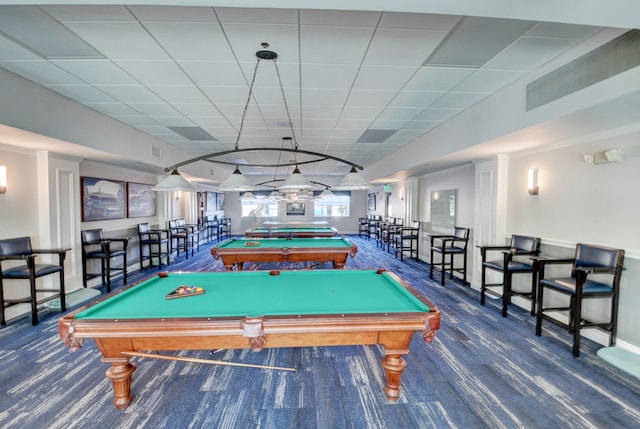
[[1, 235, 639, 428]]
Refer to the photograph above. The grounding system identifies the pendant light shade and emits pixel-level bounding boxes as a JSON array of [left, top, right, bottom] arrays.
[[334, 166, 370, 190], [152, 169, 197, 192], [277, 166, 317, 190], [218, 166, 257, 191]]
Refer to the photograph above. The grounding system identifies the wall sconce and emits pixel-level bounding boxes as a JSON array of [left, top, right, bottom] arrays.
[[527, 168, 539, 195], [0, 165, 7, 194]]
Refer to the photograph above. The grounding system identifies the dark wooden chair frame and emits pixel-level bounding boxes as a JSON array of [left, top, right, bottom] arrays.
[[535, 243, 624, 357], [168, 219, 199, 260], [392, 221, 420, 262], [479, 234, 541, 317], [81, 229, 128, 293], [137, 223, 170, 270], [429, 227, 470, 286], [0, 236, 68, 325]]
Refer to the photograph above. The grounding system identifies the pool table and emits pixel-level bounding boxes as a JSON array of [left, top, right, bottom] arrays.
[[245, 226, 338, 238], [211, 237, 357, 270], [59, 269, 440, 409]]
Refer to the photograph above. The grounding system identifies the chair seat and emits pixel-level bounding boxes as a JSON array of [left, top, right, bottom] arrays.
[[539, 277, 614, 295], [2, 264, 63, 278], [433, 246, 465, 254], [85, 250, 127, 258], [483, 260, 534, 271]]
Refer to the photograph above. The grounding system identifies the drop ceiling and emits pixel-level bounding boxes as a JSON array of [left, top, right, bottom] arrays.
[[0, 2, 635, 185]]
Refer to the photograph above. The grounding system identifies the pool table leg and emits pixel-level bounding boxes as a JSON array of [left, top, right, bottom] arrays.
[[104, 360, 137, 410], [380, 350, 408, 401]]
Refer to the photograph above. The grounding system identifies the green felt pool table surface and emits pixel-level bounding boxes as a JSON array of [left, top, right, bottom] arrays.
[[215, 237, 353, 249], [73, 269, 431, 320]]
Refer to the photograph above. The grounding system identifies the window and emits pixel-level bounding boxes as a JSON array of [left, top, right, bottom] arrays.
[[240, 194, 278, 217], [314, 192, 350, 217]]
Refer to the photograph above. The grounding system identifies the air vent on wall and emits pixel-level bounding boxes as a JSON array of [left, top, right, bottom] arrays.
[[526, 30, 640, 111], [151, 145, 161, 159]]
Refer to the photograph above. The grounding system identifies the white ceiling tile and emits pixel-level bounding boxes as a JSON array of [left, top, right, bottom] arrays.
[[301, 63, 359, 89], [389, 90, 446, 108], [147, 115, 193, 126], [84, 102, 141, 116], [43, 5, 135, 21], [115, 60, 193, 85], [301, 26, 374, 64], [402, 120, 441, 131], [300, 9, 380, 27], [431, 91, 490, 109], [340, 106, 385, 121], [364, 29, 448, 67], [64, 22, 170, 60], [94, 84, 164, 103], [130, 6, 218, 22], [526, 22, 601, 39], [345, 89, 397, 107], [144, 22, 232, 61], [353, 65, 417, 90], [126, 102, 182, 116], [45, 84, 116, 102], [216, 7, 299, 24], [483, 36, 581, 71], [148, 85, 210, 104], [301, 88, 350, 106], [0, 36, 43, 60], [222, 23, 300, 63], [301, 106, 342, 120], [51, 59, 139, 85], [334, 118, 372, 130], [0, 60, 86, 85], [415, 107, 463, 121], [370, 119, 410, 129], [172, 103, 224, 118], [455, 69, 525, 92], [405, 66, 475, 91], [379, 12, 461, 30], [179, 61, 247, 86], [377, 107, 424, 121]]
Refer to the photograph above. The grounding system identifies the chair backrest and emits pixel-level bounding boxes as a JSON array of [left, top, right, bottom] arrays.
[[138, 223, 151, 237], [453, 226, 469, 241], [168, 220, 178, 230], [176, 219, 185, 227], [81, 229, 104, 245], [510, 235, 541, 254], [0, 236, 32, 256], [574, 243, 624, 270]]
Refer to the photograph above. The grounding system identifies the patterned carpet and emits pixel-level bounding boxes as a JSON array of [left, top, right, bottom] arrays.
[[1, 235, 639, 428]]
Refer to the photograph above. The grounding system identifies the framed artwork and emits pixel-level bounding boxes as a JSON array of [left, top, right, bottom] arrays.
[[216, 193, 225, 211], [126, 182, 156, 218], [286, 202, 305, 216], [368, 193, 376, 211], [81, 176, 125, 221]]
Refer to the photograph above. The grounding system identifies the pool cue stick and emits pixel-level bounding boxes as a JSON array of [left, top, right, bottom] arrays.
[[120, 351, 296, 372]]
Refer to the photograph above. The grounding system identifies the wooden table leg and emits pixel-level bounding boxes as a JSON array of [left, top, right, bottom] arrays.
[[105, 361, 136, 410], [380, 351, 408, 400]]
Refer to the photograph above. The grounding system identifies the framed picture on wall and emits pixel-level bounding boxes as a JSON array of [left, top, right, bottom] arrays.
[[81, 176, 126, 221], [126, 182, 156, 218], [368, 193, 376, 211], [206, 192, 217, 212], [286, 202, 305, 216]]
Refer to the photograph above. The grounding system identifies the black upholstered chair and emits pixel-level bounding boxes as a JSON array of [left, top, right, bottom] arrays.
[[205, 215, 220, 243], [81, 229, 128, 293], [392, 220, 420, 262], [479, 234, 541, 317], [535, 243, 624, 357], [137, 223, 170, 270], [219, 217, 231, 240], [0, 236, 68, 325], [358, 217, 369, 238], [429, 227, 470, 286], [168, 219, 199, 260]]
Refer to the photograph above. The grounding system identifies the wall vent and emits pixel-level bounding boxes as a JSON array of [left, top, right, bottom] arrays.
[[151, 145, 162, 159], [526, 29, 640, 111]]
